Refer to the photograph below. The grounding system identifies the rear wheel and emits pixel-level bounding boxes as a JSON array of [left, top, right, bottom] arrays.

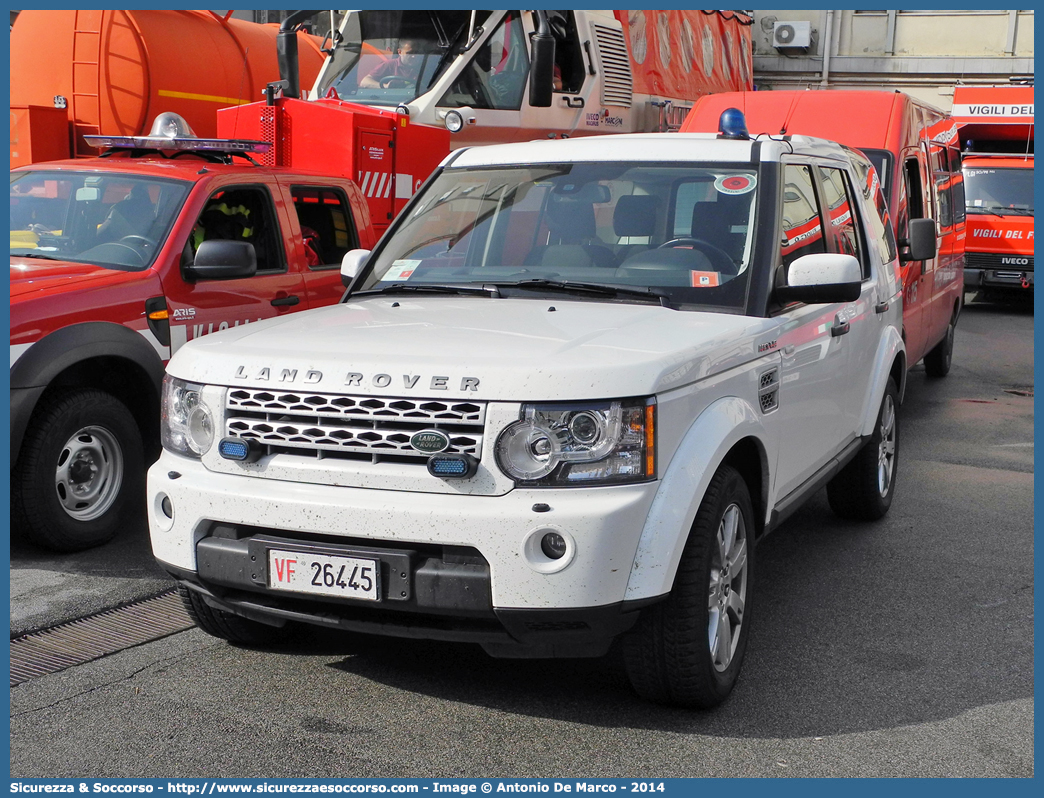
[[924, 313, 956, 378], [12, 389, 144, 552], [827, 378, 899, 521], [179, 586, 291, 645], [623, 465, 754, 709]]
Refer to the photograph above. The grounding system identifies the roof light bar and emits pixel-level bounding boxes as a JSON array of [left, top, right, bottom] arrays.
[[83, 112, 271, 154], [84, 134, 272, 154]]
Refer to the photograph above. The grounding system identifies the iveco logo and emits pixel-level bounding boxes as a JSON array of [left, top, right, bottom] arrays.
[[410, 429, 451, 454], [758, 340, 778, 353], [1001, 257, 1029, 265]]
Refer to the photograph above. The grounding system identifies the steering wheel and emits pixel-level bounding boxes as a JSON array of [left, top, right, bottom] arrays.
[[119, 235, 157, 249], [379, 76, 413, 89], [106, 242, 148, 266], [657, 237, 736, 274]]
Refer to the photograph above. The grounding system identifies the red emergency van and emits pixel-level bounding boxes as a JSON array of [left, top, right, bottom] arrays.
[[682, 90, 965, 378], [951, 85, 1033, 300]]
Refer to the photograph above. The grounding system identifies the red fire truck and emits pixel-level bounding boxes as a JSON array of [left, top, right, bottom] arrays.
[[10, 119, 378, 552], [952, 84, 1034, 300]]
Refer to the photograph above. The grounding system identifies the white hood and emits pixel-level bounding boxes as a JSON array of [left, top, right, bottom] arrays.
[[168, 296, 776, 400]]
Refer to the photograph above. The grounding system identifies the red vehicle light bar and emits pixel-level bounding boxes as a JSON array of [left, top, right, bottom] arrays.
[[84, 134, 271, 154]]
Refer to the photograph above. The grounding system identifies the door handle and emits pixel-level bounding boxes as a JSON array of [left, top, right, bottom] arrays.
[[271, 295, 300, 307], [831, 313, 850, 337], [560, 95, 584, 108]]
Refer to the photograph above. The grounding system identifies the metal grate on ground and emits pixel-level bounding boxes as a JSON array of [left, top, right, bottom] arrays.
[[10, 589, 194, 686]]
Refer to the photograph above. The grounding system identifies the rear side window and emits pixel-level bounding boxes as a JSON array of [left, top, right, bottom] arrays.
[[780, 164, 826, 270], [929, 144, 954, 230], [817, 166, 869, 278], [849, 156, 899, 265], [290, 186, 359, 269]]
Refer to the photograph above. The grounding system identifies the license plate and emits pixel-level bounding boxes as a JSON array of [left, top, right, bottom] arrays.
[[268, 549, 380, 601]]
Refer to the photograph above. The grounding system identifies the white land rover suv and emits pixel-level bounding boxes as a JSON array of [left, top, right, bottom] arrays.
[[149, 115, 934, 708]]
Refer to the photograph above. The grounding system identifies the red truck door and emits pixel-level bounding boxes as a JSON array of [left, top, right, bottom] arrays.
[[897, 149, 933, 365], [927, 142, 965, 340], [161, 180, 308, 353], [356, 130, 395, 235]]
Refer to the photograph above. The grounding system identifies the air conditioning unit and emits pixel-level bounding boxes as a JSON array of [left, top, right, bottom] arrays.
[[772, 21, 812, 49]]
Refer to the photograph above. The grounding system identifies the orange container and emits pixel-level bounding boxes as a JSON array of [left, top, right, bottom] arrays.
[[9, 10, 327, 161], [10, 106, 71, 167]]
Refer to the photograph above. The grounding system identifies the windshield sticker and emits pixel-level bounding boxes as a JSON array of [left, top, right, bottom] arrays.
[[690, 271, 720, 287], [714, 174, 756, 195], [383, 259, 421, 282]]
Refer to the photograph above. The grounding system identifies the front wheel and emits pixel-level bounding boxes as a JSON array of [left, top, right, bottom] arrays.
[[623, 464, 754, 709], [179, 586, 292, 646], [827, 378, 900, 521], [12, 389, 144, 552], [923, 314, 955, 378]]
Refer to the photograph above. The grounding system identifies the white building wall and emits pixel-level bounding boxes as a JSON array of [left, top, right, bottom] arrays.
[[752, 9, 1034, 112]]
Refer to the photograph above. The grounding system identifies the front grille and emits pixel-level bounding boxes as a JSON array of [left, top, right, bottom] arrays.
[[225, 389, 486, 464], [966, 253, 1033, 271]]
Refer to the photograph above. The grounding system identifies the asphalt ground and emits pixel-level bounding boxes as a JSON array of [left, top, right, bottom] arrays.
[[9, 294, 1034, 778]]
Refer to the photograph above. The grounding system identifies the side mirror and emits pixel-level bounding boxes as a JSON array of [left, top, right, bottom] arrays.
[[185, 240, 257, 280], [900, 217, 937, 262], [775, 253, 862, 304], [528, 21, 555, 108], [341, 248, 370, 286]]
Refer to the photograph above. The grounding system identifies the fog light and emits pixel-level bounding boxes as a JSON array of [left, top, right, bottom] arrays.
[[427, 453, 478, 479], [160, 495, 173, 519], [540, 532, 567, 560]]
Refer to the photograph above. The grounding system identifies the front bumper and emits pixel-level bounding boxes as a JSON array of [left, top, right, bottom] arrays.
[[965, 254, 1034, 291], [149, 451, 663, 653]]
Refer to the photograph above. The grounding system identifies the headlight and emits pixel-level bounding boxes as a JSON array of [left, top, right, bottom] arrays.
[[161, 375, 215, 458], [495, 398, 655, 487]]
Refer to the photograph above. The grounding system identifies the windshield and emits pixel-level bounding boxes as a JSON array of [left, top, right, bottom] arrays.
[[10, 170, 190, 270], [355, 162, 760, 313], [964, 165, 1034, 215], [317, 10, 489, 106]]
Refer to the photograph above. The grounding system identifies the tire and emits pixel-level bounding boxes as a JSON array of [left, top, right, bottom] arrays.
[[827, 378, 900, 521], [12, 388, 144, 553], [179, 585, 291, 646], [924, 314, 955, 378], [623, 465, 754, 709]]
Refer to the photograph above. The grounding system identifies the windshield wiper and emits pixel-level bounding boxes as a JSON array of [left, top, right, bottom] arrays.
[[11, 251, 62, 260], [352, 282, 501, 298], [968, 206, 1034, 217], [491, 279, 673, 308]]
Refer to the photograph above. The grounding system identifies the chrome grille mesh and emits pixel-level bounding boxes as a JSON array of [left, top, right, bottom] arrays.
[[225, 389, 486, 462], [758, 368, 779, 414]]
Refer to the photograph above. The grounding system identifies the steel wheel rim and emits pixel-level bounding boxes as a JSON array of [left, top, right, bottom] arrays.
[[54, 425, 124, 521], [877, 394, 897, 496], [708, 502, 748, 672]]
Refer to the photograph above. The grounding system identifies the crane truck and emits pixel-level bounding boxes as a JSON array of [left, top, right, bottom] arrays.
[[217, 9, 754, 237]]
